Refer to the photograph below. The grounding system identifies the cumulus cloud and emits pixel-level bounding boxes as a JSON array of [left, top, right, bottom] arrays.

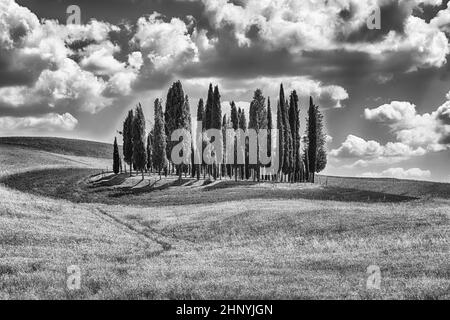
[[364, 100, 450, 151], [331, 91, 450, 170], [0, 0, 211, 128], [0, 113, 78, 132], [330, 134, 425, 160], [362, 167, 432, 180], [183, 76, 348, 109], [132, 13, 200, 72], [199, 0, 449, 71]]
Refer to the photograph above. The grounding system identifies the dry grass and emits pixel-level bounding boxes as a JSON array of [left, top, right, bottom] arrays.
[[0, 140, 449, 299]]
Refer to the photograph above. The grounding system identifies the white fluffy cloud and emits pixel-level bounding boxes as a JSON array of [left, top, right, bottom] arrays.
[[0, 113, 78, 132], [330, 134, 425, 160], [364, 100, 450, 151], [362, 167, 432, 180], [0, 59, 112, 114], [200, 0, 449, 70], [331, 93, 450, 169], [183, 76, 348, 109], [132, 13, 200, 71]]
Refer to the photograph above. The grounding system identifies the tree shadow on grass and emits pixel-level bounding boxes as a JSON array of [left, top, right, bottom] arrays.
[[1, 168, 419, 206], [108, 178, 189, 198], [202, 180, 259, 191], [88, 174, 127, 188]]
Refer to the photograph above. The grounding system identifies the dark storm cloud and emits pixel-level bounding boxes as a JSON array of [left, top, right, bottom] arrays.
[[413, 0, 450, 22], [181, 32, 295, 79], [340, 0, 411, 43], [0, 50, 50, 87], [16, 0, 205, 25], [0, 100, 62, 117]]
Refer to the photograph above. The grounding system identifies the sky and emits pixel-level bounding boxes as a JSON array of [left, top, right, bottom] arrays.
[[0, 0, 449, 182]]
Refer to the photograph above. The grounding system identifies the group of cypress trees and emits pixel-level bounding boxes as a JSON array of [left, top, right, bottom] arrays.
[[112, 81, 327, 183]]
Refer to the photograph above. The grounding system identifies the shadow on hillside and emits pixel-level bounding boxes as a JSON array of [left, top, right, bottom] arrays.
[[202, 180, 259, 191], [108, 178, 193, 198], [88, 174, 127, 188], [0, 168, 419, 206]]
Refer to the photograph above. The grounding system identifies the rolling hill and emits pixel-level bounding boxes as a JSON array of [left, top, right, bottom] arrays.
[[0, 136, 114, 159], [0, 136, 449, 299]]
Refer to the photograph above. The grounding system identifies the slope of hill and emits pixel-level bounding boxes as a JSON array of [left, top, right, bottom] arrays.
[[0, 136, 449, 300], [316, 175, 450, 199], [0, 136, 113, 159]]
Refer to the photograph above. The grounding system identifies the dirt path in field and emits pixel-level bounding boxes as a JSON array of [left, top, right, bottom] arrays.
[[96, 208, 173, 251], [94, 206, 195, 257]]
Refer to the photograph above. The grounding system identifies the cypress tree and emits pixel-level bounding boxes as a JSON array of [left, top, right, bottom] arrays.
[[205, 84, 214, 130], [281, 92, 293, 181], [165, 81, 185, 172], [178, 94, 191, 180], [307, 97, 318, 183], [132, 103, 147, 180], [147, 129, 154, 172], [123, 109, 134, 176], [113, 137, 120, 175], [204, 84, 215, 178], [238, 108, 248, 179], [212, 86, 222, 130], [222, 114, 228, 179], [197, 98, 205, 129], [249, 89, 266, 181], [209, 85, 222, 179], [315, 106, 327, 173], [196, 99, 205, 180], [230, 101, 239, 181], [230, 102, 239, 130], [277, 85, 285, 181], [267, 97, 273, 181], [153, 99, 168, 176], [238, 108, 247, 131], [289, 91, 301, 182]]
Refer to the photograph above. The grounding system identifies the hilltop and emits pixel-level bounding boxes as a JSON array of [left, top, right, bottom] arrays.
[[0, 136, 113, 159]]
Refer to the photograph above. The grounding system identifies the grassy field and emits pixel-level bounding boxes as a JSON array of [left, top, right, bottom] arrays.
[[0, 137, 449, 299], [0, 136, 113, 159]]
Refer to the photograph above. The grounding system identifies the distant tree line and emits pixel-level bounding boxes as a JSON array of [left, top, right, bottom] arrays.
[[112, 81, 327, 183]]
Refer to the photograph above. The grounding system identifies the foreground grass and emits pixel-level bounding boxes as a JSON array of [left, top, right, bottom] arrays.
[[0, 187, 161, 299], [0, 143, 449, 299], [101, 197, 449, 299]]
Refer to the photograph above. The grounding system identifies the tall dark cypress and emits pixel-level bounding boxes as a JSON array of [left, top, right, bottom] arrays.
[[307, 97, 318, 182], [230, 101, 239, 130], [276, 100, 284, 179], [132, 103, 147, 180], [204, 84, 214, 130], [212, 85, 222, 130], [165, 81, 185, 168], [282, 96, 293, 180], [196, 99, 205, 180], [238, 108, 248, 179], [113, 137, 120, 175], [315, 105, 327, 173], [179, 94, 191, 179], [197, 98, 205, 128], [230, 101, 239, 181], [249, 89, 267, 181], [267, 97, 273, 180], [222, 114, 229, 178], [204, 84, 215, 178], [238, 108, 247, 131], [289, 91, 301, 181], [153, 99, 168, 176], [123, 109, 134, 175], [147, 129, 153, 172]]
